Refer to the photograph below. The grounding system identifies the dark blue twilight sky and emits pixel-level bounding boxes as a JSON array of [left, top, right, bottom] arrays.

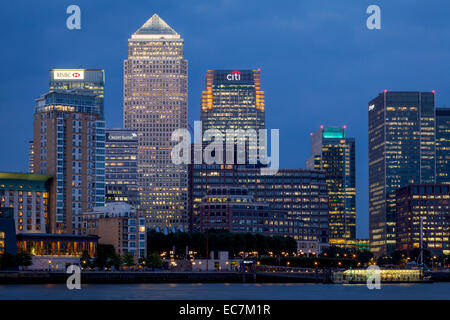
[[1, 0, 450, 238]]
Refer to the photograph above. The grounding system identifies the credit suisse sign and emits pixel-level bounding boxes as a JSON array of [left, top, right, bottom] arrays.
[[53, 70, 85, 80]]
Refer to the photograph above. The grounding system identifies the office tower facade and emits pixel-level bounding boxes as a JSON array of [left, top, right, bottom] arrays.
[[190, 165, 330, 254], [306, 126, 356, 246], [201, 69, 265, 132], [49, 69, 105, 119], [124, 14, 188, 232], [200, 70, 265, 164], [436, 108, 450, 184], [105, 129, 139, 206], [199, 186, 296, 238], [368, 91, 436, 256], [396, 184, 450, 255], [32, 91, 105, 234], [0, 172, 53, 234]]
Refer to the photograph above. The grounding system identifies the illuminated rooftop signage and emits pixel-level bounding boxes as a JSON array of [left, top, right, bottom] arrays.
[[106, 132, 138, 141], [226, 70, 241, 81], [53, 70, 85, 80]]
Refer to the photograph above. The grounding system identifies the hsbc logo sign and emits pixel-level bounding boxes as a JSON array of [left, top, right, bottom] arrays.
[[226, 70, 241, 81], [53, 70, 85, 80]]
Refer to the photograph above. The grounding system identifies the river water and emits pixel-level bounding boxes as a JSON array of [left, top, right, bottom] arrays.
[[0, 283, 449, 299]]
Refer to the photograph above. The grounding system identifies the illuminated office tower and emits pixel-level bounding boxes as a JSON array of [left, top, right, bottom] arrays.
[[306, 126, 356, 247], [123, 14, 188, 232], [436, 108, 450, 184], [105, 129, 139, 206], [49, 69, 105, 119], [368, 91, 436, 256], [200, 70, 265, 163], [396, 184, 450, 255], [32, 91, 105, 234], [201, 69, 265, 132]]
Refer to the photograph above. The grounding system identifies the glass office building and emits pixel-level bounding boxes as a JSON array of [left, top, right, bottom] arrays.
[[200, 69, 265, 164], [436, 108, 450, 184], [368, 91, 436, 256], [105, 129, 139, 206], [190, 164, 329, 253], [201, 69, 265, 133], [123, 14, 188, 232], [307, 126, 356, 246], [396, 184, 450, 255]]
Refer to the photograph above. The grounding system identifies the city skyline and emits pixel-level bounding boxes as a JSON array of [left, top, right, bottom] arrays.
[[3, 1, 450, 238]]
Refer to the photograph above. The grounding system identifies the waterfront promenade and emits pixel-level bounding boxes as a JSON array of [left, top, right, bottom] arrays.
[[0, 268, 448, 284]]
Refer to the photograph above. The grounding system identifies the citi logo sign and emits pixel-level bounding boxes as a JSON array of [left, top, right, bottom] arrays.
[[226, 70, 241, 81]]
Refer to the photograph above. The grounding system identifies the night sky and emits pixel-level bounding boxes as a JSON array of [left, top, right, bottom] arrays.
[[1, 0, 450, 238]]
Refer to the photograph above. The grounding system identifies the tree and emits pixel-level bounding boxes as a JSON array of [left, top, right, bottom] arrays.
[[391, 250, 407, 266], [146, 252, 163, 270], [15, 250, 32, 270], [122, 253, 135, 267], [0, 253, 16, 270], [80, 250, 92, 269], [94, 244, 121, 269]]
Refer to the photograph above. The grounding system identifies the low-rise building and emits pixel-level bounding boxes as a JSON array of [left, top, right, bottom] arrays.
[[0, 207, 17, 256], [0, 172, 53, 234], [16, 233, 98, 270], [75, 202, 146, 260]]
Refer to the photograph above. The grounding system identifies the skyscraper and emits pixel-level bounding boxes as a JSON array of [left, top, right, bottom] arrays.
[[123, 14, 188, 232], [306, 126, 356, 247], [436, 107, 450, 184], [105, 128, 139, 206], [33, 91, 105, 234], [201, 69, 265, 133], [200, 69, 265, 164], [368, 91, 436, 256]]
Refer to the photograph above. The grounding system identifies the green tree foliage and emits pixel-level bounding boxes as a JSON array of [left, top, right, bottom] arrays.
[[15, 250, 32, 268], [146, 252, 163, 269], [0, 253, 17, 270], [122, 253, 135, 267], [80, 250, 92, 268], [94, 244, 121, 269]]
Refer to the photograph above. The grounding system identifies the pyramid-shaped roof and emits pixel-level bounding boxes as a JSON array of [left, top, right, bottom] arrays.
[[133, 14, 178, 36]]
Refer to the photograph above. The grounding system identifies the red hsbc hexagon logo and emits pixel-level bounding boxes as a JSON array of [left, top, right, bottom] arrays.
[[72, 72, 81, 78]]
